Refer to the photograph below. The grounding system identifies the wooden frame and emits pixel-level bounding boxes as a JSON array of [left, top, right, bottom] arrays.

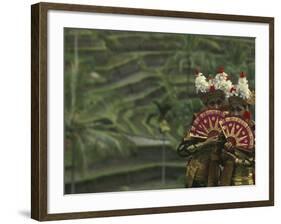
[[31, 2, 274, 221]]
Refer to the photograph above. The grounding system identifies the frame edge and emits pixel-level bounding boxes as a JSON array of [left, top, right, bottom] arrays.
[[268, 17, 274, 205], [37, 1, 274, 23], [31, 2, 48, 221], [31, 3, 40, 221]]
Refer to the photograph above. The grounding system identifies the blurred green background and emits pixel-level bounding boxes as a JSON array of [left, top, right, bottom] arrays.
[[64, 28, 255, 194]]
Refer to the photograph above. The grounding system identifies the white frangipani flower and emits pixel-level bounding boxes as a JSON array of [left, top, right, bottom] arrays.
[[213, 71, 233, 96], [195, 73, 210, 93], [236, 72, 251, 99]]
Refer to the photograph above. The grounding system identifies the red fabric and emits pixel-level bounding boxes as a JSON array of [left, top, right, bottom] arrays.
[[209, 85, 216, 92], [240, 71, 246, 78], [243, 111, 251, 120], [217, 66, 224, 73]]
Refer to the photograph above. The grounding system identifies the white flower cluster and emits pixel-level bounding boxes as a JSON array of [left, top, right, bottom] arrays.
[[213, 72, 233, 97], [195, 73, 210, 93], [236, 76, 251, 99], [194, 70, 252, 100]]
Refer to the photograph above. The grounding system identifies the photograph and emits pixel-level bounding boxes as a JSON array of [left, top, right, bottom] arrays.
[[63, 28, 256, 194]]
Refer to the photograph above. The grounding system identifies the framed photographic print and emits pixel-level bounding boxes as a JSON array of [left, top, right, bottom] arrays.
[[31, 2, 274, 221]]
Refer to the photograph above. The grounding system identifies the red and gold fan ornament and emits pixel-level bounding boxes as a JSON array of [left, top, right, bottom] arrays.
[[219, 116, 254, 151], [189, 109, 228, 139]]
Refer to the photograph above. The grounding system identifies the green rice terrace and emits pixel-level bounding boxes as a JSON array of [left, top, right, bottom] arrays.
[[64, 28, 255, 194]]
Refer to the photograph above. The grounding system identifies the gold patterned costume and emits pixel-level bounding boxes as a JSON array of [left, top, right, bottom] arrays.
[[178, 108, 225, 188], [220, 119, 255, 186]]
